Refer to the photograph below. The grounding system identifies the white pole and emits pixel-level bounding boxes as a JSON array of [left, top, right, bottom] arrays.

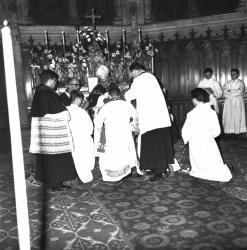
[[1, 20, 30, 250]]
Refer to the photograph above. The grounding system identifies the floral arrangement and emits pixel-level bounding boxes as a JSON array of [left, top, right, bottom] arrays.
[[30, 27, 109, 86], [109, 43, 124, 63], [79, 26, 107, 53], [29, 28, 159, 88], [143, 41, 159, 57], [30, 45, 84, 86]]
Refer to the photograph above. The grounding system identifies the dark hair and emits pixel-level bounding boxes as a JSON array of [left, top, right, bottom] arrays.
[[70, 90, 84, 103], [129, 62, 146, 72], [231, 68, 240, 75], [108, 85, 121, 97], [203, 67, 213, 74], [40, 69, 58, 84], [191, 88, 209, 103]]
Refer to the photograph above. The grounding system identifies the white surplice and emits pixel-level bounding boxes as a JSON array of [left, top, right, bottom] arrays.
[[67, 104, 95, 183], [182, 103, 232, 182], [223, 79, 247, 134], [125, 72, 171, 156], [94, 99, 138, 182], [198, 77, 222, 113]]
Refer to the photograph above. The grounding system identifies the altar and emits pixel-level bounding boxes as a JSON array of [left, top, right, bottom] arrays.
[[27, 9, 157, 105]]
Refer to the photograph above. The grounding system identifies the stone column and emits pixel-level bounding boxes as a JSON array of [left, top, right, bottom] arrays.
[[144, 0, 152, 23], [186, 0, 199, 17], [16, 0, 31, 23], [236, 0, 247, 12], [11, 26, 29, 128], [68, 0, 79, 23], [137, 0, 145, 24], [112, 0, 123, 25], [122, 0, 131, 25]]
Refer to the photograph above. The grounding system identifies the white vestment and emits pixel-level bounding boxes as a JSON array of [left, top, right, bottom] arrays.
[[182, 103, 232, 182], [94, 99, 138, 182], [67, 104, 95, 183], [198, 77, 222, 113], [125, 72, 171, 156], [223, 79, 246, 134]]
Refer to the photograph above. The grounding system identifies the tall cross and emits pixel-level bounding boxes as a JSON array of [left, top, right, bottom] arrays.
[[85, 8, 101, 30]]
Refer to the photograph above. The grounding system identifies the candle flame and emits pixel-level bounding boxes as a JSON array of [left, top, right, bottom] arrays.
[[3, 20, 8, 26]]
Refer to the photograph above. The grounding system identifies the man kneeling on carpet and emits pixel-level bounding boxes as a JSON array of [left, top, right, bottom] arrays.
[[182, 87, 232, 182], [67, 90, 95, 183], [94, 86, 140, 182]]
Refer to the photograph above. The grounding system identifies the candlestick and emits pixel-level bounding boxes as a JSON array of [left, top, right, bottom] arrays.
[[62, 31, 66, 55], [123, 29, 126, 44], [123, 29, 126, 55], [45, 30, 49, 50], [106, 30, 110, 61], [105, 30, 109, 46], [138, 28, 142, 43], [151, 56, 154, 74], [76, 29, 80, 44], [1, 20, 30, 250]]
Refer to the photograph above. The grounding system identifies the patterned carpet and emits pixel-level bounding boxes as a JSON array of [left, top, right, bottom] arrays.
[[1, 138, 247, 250]]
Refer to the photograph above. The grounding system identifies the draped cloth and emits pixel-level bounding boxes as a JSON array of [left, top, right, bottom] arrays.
[[29, 117, 74, 154], [30, 84, 77, 186]]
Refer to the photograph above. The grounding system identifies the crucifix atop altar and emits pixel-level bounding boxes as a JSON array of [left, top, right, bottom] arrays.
[[85, 8, 101, 30]]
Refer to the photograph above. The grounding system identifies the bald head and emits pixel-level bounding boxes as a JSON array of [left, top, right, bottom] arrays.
[[67, 78, 80, 92]]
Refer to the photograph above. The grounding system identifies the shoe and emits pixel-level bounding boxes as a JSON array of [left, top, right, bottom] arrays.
[[149, 174, 163, 182], [50, 186, 65, 191], [132, 172, 144, 178], [60, 184, 72, 189], [145, 170, 154, 176]]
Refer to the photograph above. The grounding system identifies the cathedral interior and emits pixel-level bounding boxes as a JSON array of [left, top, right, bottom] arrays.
[[0, 0, 247, 249]]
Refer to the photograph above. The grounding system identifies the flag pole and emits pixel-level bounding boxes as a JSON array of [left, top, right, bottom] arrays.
[[1, 20, 30, 250]]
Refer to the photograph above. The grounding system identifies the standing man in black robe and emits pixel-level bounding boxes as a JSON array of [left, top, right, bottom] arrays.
[[30, 70, 77, 191]]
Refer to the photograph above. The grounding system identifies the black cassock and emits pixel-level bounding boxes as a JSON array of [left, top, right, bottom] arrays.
[[30, 84, 77, 187]]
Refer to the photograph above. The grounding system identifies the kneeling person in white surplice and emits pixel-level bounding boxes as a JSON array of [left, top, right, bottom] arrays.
[[67, 90, 95, 183], [182, 88, 232, 182], [94, 86, 139, 182]]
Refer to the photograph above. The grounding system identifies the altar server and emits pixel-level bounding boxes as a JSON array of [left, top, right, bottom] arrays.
[[198, 67, 222, 113], [67, 90, 95, 183], [182, 88, 232, 182], [223, 68, 246, 137], [94, 86, 139, 182]]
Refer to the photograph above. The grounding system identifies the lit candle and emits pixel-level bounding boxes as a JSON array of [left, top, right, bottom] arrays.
[[1, 20, 30, 250], [62, 31, 66, 54], [151, 56, 154, 73], [105, 30, 109, 46], [45, 30, 49, 50], [138, 28, 142, 43], [76, 29, 80, 44], [123, 29, 126, 44]]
